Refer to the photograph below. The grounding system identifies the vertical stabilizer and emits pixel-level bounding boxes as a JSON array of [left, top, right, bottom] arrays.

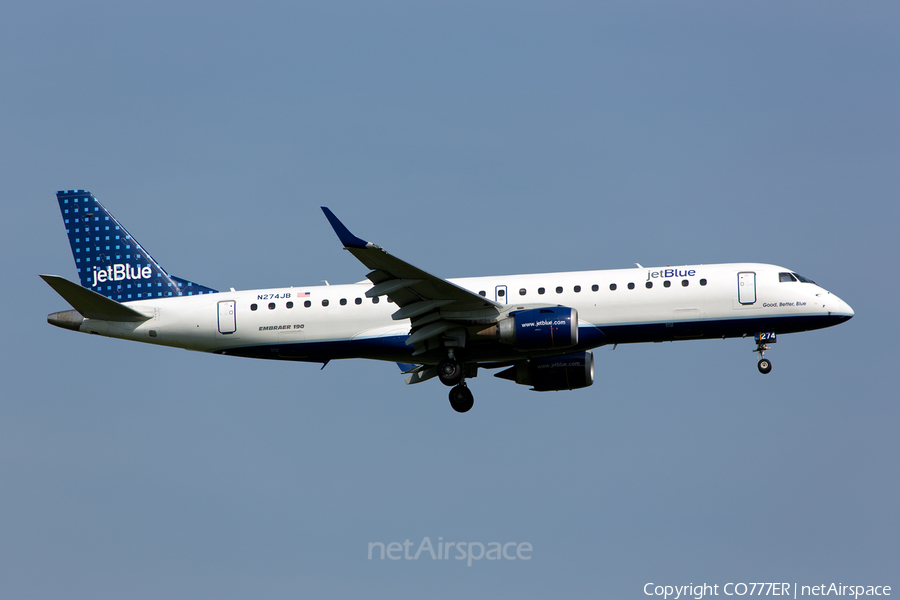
[[55, 190, 218, 301]]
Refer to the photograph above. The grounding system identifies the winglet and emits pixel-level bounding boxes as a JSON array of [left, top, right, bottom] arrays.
[[321, 207, 369, 249]]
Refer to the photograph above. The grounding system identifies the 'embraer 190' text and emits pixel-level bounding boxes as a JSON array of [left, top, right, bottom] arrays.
[[647, 268, 696, 281], [91, 264, 153, 287]]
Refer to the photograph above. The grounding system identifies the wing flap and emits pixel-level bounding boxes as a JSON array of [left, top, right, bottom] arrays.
[[406, 320, 454, 346], [367, 278, 424, 298], [391, 299, 456, 321], [405, 366, 438, 385]]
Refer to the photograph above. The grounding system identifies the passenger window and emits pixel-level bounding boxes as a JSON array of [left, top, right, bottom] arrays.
[[627, 283, 635, 290], [304, 300, 311, 308], [574, 285, 581, 293], [519, 288, 527, 296], [286, 301, 294, 308], [700, 279, 707, 286], [355, 298, 362, 305], [592, 284, 599, 292], [372, 297, 380, 304], [645, 282, 652, 289], [251, 303, 258, 311], [538, 287, 545, 295], [268, 302, 276, 310], [322, 299, 329, 307], [682, 280, 689, 287], [609, 283, 617, 291], [498, 289, 505, 297], [556, 286, 563, 294], [340, 298, 347, 305], [479, 291, 486, 297], [663, 280, 671, 288]]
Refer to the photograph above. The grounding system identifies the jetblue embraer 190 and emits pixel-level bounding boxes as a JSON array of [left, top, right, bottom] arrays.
[[43, 190, 854, 412]]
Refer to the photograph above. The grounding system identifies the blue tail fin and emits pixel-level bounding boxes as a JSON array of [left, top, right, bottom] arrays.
[[55, 190, 218, 301]]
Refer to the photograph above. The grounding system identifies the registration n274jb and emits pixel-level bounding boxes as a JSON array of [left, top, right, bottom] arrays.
[[43, 190, 854, 412]]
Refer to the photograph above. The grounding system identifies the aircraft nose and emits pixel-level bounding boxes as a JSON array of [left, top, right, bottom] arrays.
[[827, 294, 854, 322], [843, 301, 854, 318]]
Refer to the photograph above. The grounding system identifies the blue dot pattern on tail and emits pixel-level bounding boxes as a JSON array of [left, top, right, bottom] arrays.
[[56, 190, 218, 302]]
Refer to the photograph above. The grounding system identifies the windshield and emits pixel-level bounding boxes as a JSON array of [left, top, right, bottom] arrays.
[[792, 272, 816, 284]]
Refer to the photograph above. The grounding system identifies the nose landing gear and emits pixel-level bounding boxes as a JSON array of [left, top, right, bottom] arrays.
[[754, 331, 776, 374]]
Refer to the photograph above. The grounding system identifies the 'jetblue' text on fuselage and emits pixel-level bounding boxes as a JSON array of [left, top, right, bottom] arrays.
[[646, 268, 696, 281]]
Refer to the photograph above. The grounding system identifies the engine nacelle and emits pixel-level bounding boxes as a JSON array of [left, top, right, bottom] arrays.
[[495, 351, 594, 391], [496, 307, 578, 350]]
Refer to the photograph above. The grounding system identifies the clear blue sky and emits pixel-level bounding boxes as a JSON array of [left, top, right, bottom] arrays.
[[2, 2, 898, 598]]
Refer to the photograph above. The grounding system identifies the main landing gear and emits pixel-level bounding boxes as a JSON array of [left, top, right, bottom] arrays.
[[438, 351, 474, 413], [438, 357, 463, 386], [754, 332, 775, 374], [449, 383, 474, 413]]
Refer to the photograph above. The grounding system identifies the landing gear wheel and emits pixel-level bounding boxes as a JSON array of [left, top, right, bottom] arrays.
[[753, 334, 774, 375], [449, 384, 474, 413], [438, 359, 463, 386]]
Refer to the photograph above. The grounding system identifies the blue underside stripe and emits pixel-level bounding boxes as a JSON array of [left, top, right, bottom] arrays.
[[216, 313, 850, 364]]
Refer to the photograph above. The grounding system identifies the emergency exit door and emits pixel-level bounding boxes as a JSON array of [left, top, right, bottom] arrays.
[[218, 300, 236, 334]]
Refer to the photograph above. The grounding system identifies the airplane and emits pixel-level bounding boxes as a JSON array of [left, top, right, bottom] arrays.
[[43, 190, 854, 413]]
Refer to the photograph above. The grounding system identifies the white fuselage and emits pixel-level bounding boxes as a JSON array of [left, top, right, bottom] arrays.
[[74, 262, 854, 366]]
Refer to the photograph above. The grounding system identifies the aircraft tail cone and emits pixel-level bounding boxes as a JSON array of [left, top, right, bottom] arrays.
[[48, 309, 84, 332]]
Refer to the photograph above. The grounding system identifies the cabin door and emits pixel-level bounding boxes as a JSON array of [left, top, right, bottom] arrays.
[[737, 272, 757, 305]]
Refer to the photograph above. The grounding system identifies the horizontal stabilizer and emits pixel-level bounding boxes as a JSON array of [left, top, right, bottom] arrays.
[[40, 274, 151, 322]]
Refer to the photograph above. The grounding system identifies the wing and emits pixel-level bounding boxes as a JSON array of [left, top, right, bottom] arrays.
[[322, 208, 502, 358]]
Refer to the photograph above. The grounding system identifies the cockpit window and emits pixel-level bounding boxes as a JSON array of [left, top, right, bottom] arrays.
[[792, 272, 816, 284], [779, 272, 797, 282]]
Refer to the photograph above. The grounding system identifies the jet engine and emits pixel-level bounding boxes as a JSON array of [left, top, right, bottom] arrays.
[[495, 351, 594, 391], [493, 307, 578, 350]]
